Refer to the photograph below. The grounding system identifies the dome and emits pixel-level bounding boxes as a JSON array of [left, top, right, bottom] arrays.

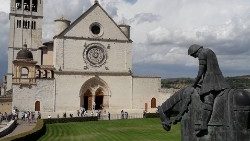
[[16, 45, 33, 60]]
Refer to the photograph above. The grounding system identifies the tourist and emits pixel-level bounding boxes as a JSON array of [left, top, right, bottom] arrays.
[[121, 110, 124, 119], [4, 112, 7, 121], [108, 112, 111, 120], [125, 112, 128, 119], [77, 110, 80, 117], [22, 112, 25, 120], [143, 110, 146, 118], [0, 112, 3, 123], [37, 112, 41, 119], [48, 115, 51, 119], [97, 110, 101, 119]]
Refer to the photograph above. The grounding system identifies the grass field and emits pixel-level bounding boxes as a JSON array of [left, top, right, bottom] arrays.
[[38, 118, 180, 141]]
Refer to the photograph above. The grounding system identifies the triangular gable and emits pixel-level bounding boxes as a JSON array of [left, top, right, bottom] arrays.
[[55, 3, 131, 41]]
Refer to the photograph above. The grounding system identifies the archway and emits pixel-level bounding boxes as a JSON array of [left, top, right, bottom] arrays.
[[83, 89, 92, 110], [35, 101, 40, 111], [151, 98, 156, 108], [95, 88, 104, 110], [80, 77, 110, 111]]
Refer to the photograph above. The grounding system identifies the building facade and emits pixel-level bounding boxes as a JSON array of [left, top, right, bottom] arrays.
[[4, 0, 173, 118]]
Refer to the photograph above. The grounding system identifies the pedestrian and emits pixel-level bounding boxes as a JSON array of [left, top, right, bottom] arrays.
[[121, 110, 124, 119], [77, 110, 80, 117], [4, 112, 7, 121], [37, 112, 41, 119], [108, 112, 111, 120]]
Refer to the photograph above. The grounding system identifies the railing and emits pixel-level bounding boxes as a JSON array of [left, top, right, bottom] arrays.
[[12, 78, 36, 85], [99, 113, 144, 120]]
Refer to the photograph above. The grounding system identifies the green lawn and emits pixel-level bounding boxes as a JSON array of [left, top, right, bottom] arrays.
[[38, 118, 180, 141]]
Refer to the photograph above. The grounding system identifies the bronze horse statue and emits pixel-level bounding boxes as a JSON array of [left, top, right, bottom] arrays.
[[158, 86, 250, 141]]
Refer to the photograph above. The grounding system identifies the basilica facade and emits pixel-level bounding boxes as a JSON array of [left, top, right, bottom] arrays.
[[1, 0, 173, 118]]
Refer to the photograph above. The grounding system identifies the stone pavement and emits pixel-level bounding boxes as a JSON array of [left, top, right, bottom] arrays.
[[1, 120, 36, 139]]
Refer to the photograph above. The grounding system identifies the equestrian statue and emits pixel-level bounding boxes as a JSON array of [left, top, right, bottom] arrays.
[[158, 44, 250, 141]]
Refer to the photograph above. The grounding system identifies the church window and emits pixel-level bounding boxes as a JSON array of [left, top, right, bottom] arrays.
[[90, 23, 101, 35], [32, 0, 38, 12], [23, 20, 28, 29], [21, 67, 29, 78], [24, 0, 30, 11], [16, 0, 22, 10], [35, 101, 40, 111], [151, 98, 156, 108], [17, 20, 22, 28], [31, 21, 36, 29], [27, 21, 30, 29]]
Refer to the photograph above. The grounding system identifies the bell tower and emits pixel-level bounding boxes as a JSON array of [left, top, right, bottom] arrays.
[[7, 0, 43, 90]]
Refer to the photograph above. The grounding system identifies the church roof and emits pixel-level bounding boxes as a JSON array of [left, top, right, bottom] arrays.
[[16, 44, 33, 61], [54, 2, 132, 42]]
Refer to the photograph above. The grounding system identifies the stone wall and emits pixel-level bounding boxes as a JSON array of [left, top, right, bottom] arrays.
[[53, 74, 133, 115], [12, 79, 55, 113], [0, 102, 12, 114], [132, 76, 168, 113], [53, 39, 132, 73]]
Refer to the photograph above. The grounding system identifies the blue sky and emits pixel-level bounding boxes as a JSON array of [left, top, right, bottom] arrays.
[[0, 0, 250, 81]]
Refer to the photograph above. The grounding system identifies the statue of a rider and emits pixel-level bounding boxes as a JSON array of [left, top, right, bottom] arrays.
[[188, 44, 230, 135]]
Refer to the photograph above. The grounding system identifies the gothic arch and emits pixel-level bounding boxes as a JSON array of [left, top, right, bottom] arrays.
[[79, 77, 110, 110]]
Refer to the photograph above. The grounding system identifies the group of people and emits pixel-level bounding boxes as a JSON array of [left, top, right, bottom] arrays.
[[0, 112, 12, 123], [20, 111, 38, 123], [121, 110, 129, 119]]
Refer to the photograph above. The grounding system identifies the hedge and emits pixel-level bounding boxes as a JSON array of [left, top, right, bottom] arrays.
[[144, 113, 160, 118], [0, 119, 46, 141], [0, 116, 98, 141], [44, 116, 98, 124]]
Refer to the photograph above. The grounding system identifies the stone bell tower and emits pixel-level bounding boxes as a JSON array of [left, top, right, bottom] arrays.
[[7, 0, 43, 91]]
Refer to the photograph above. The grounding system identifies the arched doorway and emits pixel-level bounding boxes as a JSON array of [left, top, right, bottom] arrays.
[[35, 101, 40, 111], [80, 77, 110, 111], [83, 89, 92, 110], [151, 98, 156, 108], [95, 88, 104, 110]]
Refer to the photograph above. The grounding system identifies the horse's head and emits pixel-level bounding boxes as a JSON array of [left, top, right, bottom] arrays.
[[158, 86, 196, 131], [158, 106, 172, 131]]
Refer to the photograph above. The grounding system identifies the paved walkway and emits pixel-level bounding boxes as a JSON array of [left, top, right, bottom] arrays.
[[1, 120, 36, 139]]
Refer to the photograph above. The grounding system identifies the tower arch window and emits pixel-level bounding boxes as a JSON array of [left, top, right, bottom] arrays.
[[24, 0, 30, 11], [16, 0, 22, 10], [32, 0, 38, 12], [151, 98, 156, 108], [21, 67, 29, 78]]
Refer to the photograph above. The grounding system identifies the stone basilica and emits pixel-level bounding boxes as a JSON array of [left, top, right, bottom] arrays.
[[0, 0, 172, 118]]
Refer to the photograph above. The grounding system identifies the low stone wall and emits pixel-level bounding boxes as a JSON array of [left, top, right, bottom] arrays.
[[0, 120, 17, 138]]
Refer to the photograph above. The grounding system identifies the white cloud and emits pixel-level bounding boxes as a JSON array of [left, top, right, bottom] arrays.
[[0, 0, 250, 78]]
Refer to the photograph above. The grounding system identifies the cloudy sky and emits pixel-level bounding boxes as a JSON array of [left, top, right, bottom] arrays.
[[0, 0, 250, 80]]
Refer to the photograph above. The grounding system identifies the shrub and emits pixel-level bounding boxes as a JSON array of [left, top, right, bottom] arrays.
[[43, 116, 98, 124], [1, 119, 46, 141], [145, 113, 160, 118]]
